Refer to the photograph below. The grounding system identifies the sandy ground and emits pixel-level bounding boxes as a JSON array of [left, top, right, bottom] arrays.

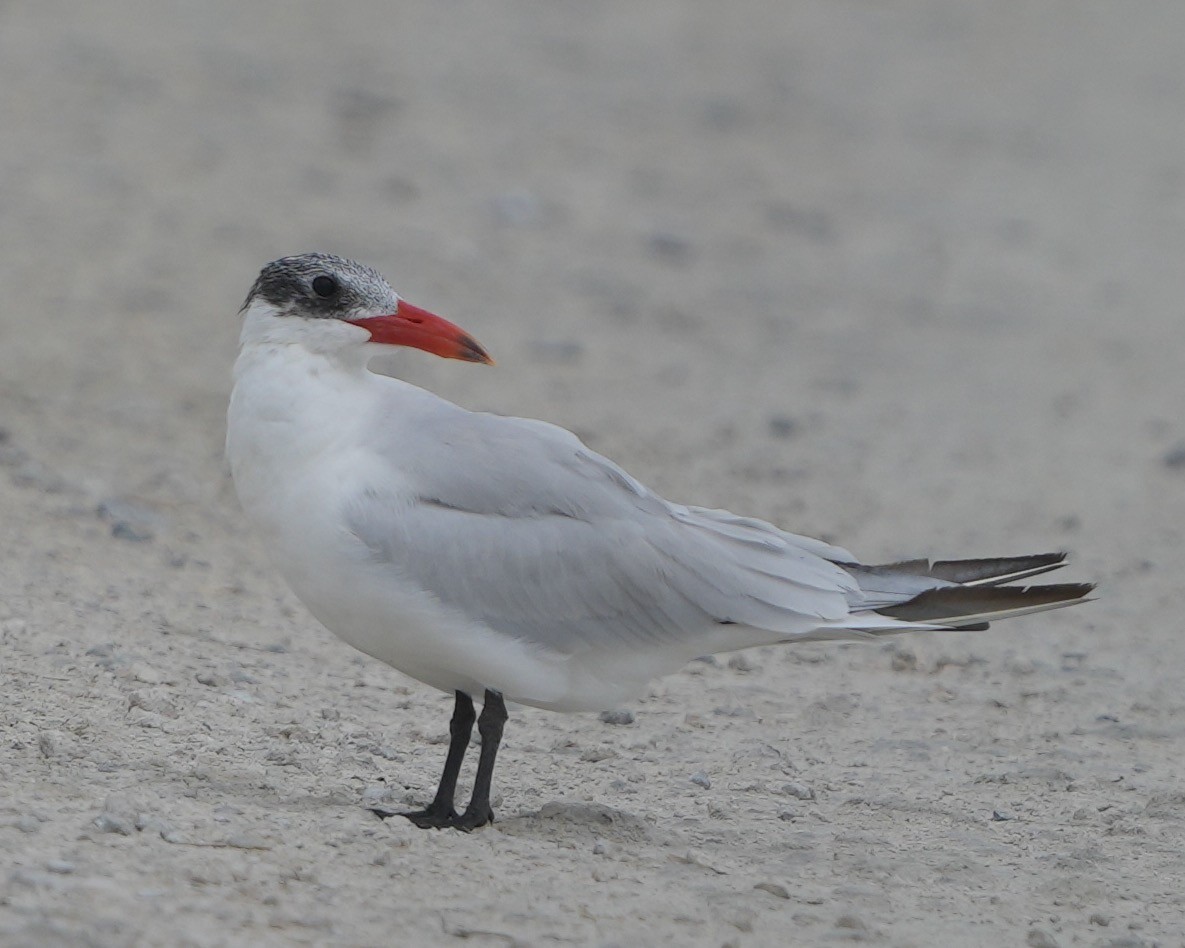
[[1, 1, 1183, 945]]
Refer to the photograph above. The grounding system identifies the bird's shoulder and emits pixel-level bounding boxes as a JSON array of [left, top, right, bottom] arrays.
[[367, 389, 663, 521]]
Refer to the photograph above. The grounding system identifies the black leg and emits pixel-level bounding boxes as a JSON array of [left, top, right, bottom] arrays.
[[450, 689, 508, 832], [391, 691, 475, 829]]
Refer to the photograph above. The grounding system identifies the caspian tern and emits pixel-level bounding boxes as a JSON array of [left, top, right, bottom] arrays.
[[226, 253, 1092, 831]]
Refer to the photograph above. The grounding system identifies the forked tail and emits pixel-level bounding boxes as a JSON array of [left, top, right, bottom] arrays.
[[844, 553, 1094, 633]]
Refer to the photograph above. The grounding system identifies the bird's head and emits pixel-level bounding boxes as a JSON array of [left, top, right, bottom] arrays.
[[239, 253, 493, 364]]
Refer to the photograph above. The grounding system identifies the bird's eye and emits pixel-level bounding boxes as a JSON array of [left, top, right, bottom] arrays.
[[311, 275, 339, 298]]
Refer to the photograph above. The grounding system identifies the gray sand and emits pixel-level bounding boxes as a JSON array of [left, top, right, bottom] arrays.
[[2, 2, 1183, 944]]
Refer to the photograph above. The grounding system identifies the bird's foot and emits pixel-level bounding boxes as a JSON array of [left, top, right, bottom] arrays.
[[378, 801, 458, 829], [445, 805, 494, 833], [374, 802, 493, 832]]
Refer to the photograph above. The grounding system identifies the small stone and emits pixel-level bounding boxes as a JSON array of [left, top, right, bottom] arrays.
[[38, 730, 64, 759], [729, 911, 755, 933], [128, 691, 179, 718], [647, 232, 693, 265], [94, 812, 135, 835], [592, 839, 610, 855], [727, 653, 757, 672], [782, 782, 815, 801], [196, 671, 229, 687], [1026, 929, 1060, 948], [767, 415, 799, 439], [755, 881, 790, 899], [112, 521, 153, 541], [778, 809, 798, 821], [128, 662, 164, 685], [599, 709, 635, 726], [1162, 444, 1185, 469], [690, 772, 711, 789], [16, 814, 41, 834], [46, 860, 75, 875], [136, 815, 175, 838], [361, 785, 398, 807], [97, 498, 163, 541], [992, 809, 1016, 821], [1089, 913, 1111, 927]]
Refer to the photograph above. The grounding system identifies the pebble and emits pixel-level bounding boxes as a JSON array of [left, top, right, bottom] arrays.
[[599, 709, 635, 726], [196, 671, 230, 687], [1026, 929, 1060, 948], [136, 815, 176, 838], [689, 772, 711, 789], [16, 814, 41, 834], [767, 415, 799, 439], [1162, 443, 1185, 469], [37, 730, 64, 759], [360, 786, 397, 806], [94, 796, 138, 836], [992, 809, 1017, 821], [782, 782, 816, 801], [592, 839, 610, 855], [647, 231, 693, 265], [97, 498, 163, 542], [835, 914, 868, 931], [754, 881, 790, 900], [1090, 913, 1111, 926], [128, 691, 179, 718], [46, 860, 75, 875], [128, 662, 165, 685], [94, 812, 135, 835]]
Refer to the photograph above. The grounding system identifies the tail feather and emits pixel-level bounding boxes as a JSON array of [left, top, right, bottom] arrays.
[[875, 582, 1095, 630], [868, 552, 1068, 587]]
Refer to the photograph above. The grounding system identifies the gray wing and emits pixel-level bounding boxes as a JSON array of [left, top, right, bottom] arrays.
[[344, 401, 867, 657]]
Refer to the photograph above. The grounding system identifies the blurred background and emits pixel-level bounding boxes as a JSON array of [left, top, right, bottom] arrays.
[[2, 2, 1181, 550], [2, 1, 1183, 943]]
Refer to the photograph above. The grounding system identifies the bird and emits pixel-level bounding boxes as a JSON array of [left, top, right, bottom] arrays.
[[226, 252, 1093, 831]]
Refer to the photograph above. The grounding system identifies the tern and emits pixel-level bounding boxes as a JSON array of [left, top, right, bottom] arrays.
[[226, 253, 1092, 831]]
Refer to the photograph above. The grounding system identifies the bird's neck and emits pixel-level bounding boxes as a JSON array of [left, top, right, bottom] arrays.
[[227, 340, 377, 511]]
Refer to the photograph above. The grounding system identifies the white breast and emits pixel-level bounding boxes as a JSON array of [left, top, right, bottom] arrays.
[[226, 339, 611, 709]]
